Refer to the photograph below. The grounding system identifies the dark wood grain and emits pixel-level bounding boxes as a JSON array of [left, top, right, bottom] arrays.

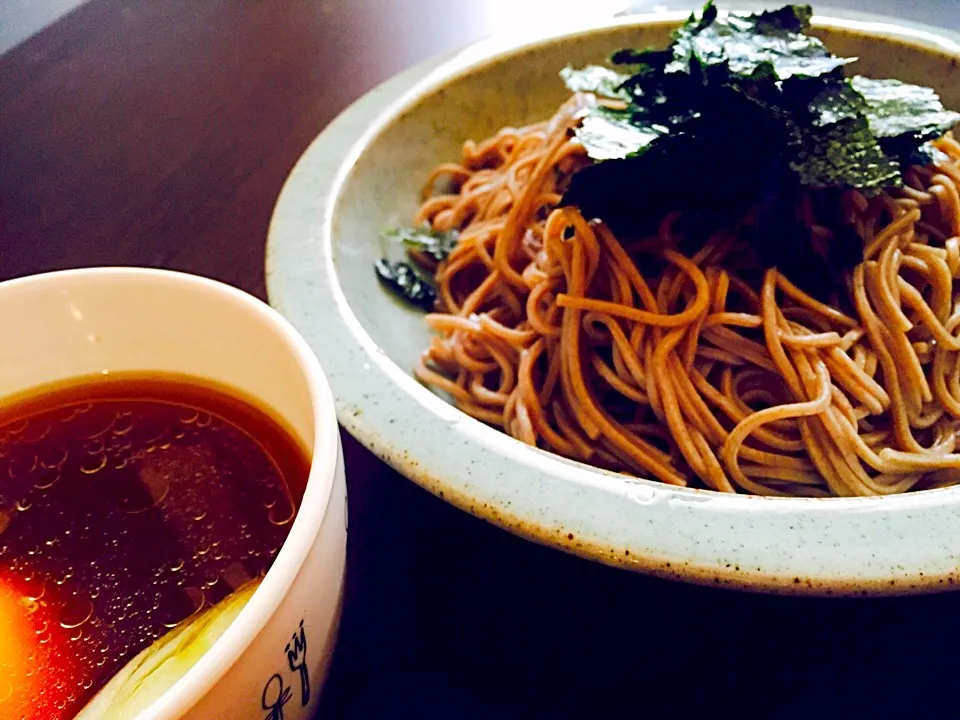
[[2, 2, 959, 718], [0, 0, 492, 296]]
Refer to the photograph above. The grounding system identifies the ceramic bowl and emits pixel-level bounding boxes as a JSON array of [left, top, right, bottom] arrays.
[[267, 8, 960, 595], [0, 268, 346, 718]]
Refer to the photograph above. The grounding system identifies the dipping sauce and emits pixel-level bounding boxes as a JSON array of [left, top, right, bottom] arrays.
[[0, 373, 309, 719]]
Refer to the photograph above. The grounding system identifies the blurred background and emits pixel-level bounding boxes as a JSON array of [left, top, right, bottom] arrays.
[[3, 0, 958, 57]]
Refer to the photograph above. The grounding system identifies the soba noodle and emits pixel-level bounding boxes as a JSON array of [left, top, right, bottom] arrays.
[[411, 93, 960, 497]]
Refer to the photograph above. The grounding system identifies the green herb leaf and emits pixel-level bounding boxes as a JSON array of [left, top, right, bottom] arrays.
[[852, 76, 960, 140], [564, 90, 788, 237], [787, 119, 901, 192], [609, 48, 675, 80], [560, 65, 631, 100], [374, 259, 437, 309], [909, 141, 953, 167], [573, 107, 667, 160], [753, 3, 813, 33], [787, 79, 901, 191], [554, 1, 959, 301], [667, 2, 855, 80], [849, 76, 960, 167], [383, 225, 459, 262], [624, 66, 704, 121]]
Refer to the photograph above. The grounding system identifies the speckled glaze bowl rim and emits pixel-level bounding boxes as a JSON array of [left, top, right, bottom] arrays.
[[267, 7, 960, 595]]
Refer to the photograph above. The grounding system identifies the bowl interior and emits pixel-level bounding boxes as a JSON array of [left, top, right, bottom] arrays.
[[331, 20, 960, 382]]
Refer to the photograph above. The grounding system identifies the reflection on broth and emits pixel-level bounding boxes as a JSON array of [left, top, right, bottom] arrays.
[[0, 374, 309, 719]]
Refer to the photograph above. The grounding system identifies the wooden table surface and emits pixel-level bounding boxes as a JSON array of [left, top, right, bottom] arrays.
[[3, 1, 959, 717]]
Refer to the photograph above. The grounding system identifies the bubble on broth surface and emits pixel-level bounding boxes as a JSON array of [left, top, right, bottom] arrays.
[[34, 465, 62, 490], [78, 408, 115, 440], [268, 493, 296, 526], [24, 419, 54, 443], [110, 413, 134, 437], [78, 454, 107, 475], [39, 445, 68, 470], [60, 595, 94, 630], [8, 447, 38, 479]]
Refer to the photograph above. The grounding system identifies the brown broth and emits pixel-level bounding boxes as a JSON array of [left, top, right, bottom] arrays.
[[0, 373, 310, 719]]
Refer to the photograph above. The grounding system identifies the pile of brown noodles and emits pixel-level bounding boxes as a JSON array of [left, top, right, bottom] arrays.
[[410, 93, 960, 497]]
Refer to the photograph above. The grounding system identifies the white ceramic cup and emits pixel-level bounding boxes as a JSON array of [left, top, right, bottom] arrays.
[[0, 267, 346, 720]]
